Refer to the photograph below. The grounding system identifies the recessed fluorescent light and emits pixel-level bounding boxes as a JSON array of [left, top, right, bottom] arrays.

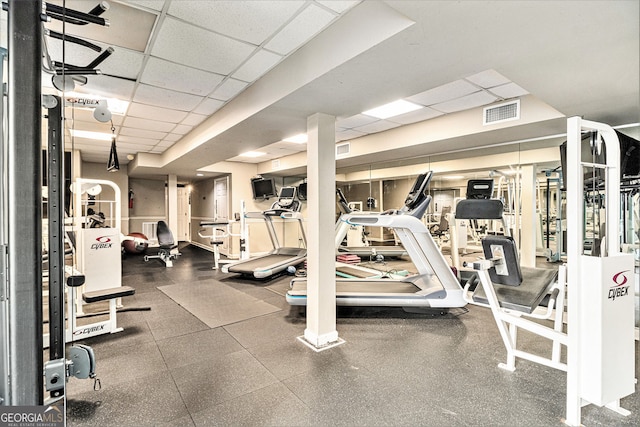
[[196, 173, 204, 177], [69, 129, 113, 141], [442, 175, 464, 180], [362, 99, 423, 119], [240, 151, 265, 158], [283, 133, 307, 144]]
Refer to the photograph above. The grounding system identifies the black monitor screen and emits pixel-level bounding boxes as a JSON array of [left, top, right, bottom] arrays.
[[279, 186, 296, 198], [298, 182, 307, 200], [251, 178, 277, 199]]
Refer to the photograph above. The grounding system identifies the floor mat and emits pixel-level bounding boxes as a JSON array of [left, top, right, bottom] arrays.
[[158, 281, 282, 328]]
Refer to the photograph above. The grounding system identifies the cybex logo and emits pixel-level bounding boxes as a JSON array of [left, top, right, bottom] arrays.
[[91, 236, 113, 250], [608, 270, 630, 301]]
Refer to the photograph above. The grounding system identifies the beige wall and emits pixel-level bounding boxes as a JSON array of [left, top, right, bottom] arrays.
[[129, 178, 166, 235]]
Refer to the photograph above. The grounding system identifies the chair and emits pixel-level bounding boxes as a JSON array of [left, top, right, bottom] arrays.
[[463, 235, 567, 372], [144, 221, 181, 267]]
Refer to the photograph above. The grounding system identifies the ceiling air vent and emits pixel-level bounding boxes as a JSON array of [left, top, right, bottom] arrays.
[[336, 142, 350, 156], [271, 159, 280, 169], [483, 99, 520, 125]]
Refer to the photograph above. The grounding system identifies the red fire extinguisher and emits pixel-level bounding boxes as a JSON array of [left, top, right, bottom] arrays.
[[128, 188, 134, 209]]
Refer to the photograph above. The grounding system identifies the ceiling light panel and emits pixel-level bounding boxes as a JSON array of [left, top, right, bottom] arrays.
[[430, 90, 498, 114], [465, 69, 510, 89], [232, 50, 283, 83], [193, 98, 225, 115], [362, 99, 422, 119], [168, 0, 304, 45], [133, 84, 203, 111], [407, 79, 479, 106], [210, 78, 249, 101], [69, 129, 113, 141], [389, 106, 443, 125], [141, 57, 225, 96], [151, 17, 256, 75], [336, 114, 379, 129], [240, 151, 266, 157], [283, 133, 308, 143], [127, 103, 188, 123], [123, 116, 177, 132], [264, 4, 336, 55]]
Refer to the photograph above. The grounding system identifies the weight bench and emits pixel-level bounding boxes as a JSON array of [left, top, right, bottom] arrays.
[[463, 235, 567, 372], [144, 220, 181, 267]]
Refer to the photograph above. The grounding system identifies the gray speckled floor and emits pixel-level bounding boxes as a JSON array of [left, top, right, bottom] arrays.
[[66, 244, 640, 427]]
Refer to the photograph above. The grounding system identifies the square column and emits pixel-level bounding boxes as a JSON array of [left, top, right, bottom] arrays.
[[302, 113, 343, 350]]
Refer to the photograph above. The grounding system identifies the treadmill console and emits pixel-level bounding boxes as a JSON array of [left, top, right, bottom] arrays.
[[267, 186, 301, 214]]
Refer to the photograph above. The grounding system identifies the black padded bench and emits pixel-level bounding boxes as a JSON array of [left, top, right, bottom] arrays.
[[83, 286, 135, 303]]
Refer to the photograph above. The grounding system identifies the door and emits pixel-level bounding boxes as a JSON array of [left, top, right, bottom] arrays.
[[177, 187, 190, 241]]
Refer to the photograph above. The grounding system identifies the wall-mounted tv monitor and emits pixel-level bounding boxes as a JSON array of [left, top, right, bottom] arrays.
[[251, 177, 277, 199], [297, 182, 307, 200]]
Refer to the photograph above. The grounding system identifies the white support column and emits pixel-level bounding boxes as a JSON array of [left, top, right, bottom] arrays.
[[520, 164, 536, 267], [301, 113, 343, 350], [167, 174, 178, 236]]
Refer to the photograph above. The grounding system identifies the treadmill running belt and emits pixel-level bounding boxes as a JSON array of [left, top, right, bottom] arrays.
[[289, 280, 419, 295], [226, 254, 303, 273]]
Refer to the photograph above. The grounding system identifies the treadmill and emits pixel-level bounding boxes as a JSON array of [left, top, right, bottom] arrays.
[[222, 187, 306, 279], [287, 172, 467, 308], [335, 188, 407, 258]]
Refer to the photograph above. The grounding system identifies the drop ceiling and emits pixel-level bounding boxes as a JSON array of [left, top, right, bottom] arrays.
[[25, 0, 639, 178]]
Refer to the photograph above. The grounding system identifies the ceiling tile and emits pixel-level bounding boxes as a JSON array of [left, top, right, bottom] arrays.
[[167, 0, 305, 45], [162, 134, 182, 142], [117, 135, 160, 146], [336, 114, 378, 129], [232, 50, 283, 82], [75, 75, 136, 100], [210, 78, 249, 101], [151, 17, 256, 75], [141, 57, 224, 96], [156, 140, 177, 148], [265, 4, 336, 55], [182, 113, 208, 127], [353, 120, 402, 134], [123, 116, 177, 132], [172, 124, 193, 135], [488, 82, 529, 99], [430, 91, 498, 114], [388, 106, 444, 125], [407, 80, 479, 106], [133, 84, 204, 111], [64, 107, 124, 126], [119, 127, 168, 140], [317, 0, 360, 13], [127, 1, 165, 11], [465, 69, 511, 89], [193, 98, 225, 115], [150, 147, 166, 153], [115, 141, 155, 151], [127, 102, 188, 123], [336, 128, 366, 142]]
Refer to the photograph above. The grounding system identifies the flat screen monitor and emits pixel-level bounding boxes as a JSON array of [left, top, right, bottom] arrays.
[[251, 178, 277, 199], [279, 186, 296, 199], [466, 179, 494, 199]]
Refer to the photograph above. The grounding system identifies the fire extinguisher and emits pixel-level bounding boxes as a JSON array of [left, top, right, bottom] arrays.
[[128, 188, 134, 209]]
